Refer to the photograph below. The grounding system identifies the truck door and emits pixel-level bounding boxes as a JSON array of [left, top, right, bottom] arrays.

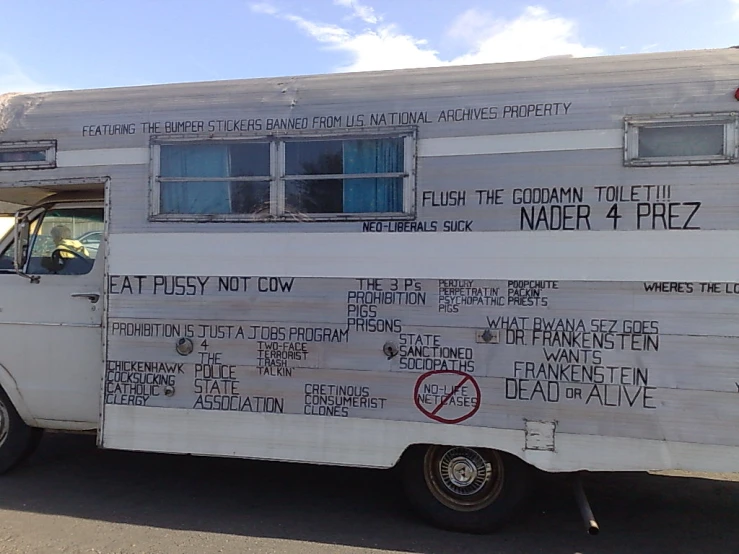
[[0, 202, 104, 426]]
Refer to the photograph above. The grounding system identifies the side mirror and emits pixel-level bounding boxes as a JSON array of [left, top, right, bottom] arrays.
[[13, 208, 36, 282]]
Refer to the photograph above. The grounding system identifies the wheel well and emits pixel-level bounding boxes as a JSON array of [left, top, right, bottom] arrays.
[[394, 442, 537, 472], [0, 365, 37, 427]]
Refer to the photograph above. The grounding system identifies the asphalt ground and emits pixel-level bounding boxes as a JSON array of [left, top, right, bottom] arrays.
[[0, 432, 737, 554]]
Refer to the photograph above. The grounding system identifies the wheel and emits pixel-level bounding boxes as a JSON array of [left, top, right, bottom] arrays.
[[0, 387, 42, 474], [402, 444, 533, 534]]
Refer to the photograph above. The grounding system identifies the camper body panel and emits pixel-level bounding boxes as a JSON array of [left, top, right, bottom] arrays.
[[0, 49, 738, 475], [0, 49, 737, 237], [100, 268, 739, 471], [101, 406, 739, 472]]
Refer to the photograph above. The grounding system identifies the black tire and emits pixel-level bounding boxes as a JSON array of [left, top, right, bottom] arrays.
[[402, 444, 534, 534], [0, 386, 43, 474]]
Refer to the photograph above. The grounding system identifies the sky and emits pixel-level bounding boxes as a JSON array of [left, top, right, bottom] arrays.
[[0, 0, 738, 94]]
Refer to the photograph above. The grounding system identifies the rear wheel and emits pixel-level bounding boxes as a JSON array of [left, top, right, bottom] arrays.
[[403, 444, 533, 533], [0, 387, 42, 474]]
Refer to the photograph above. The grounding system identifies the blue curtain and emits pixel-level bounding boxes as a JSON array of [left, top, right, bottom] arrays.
[[343, 139, 403, 213], [160, 145, 231, 214]]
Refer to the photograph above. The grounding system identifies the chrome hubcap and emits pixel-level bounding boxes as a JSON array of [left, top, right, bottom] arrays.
[[439, 448, 489, 495], [448, 457, 478, 487], [424, 446, 505, 511]]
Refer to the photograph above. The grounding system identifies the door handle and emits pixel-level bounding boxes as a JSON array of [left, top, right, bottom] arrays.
[[71, 292, 100, 303]]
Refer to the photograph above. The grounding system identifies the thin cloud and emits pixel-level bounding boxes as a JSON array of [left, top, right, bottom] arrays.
[[0, 53, 59, 94], [449, 6, 602, 65], [640, 43, 660, 53], [283, 14, 352, 45], [251, 3, 602, 72], [446, 8, 502, 46], [333, 0, 380, 24], [284, 14, 443, 71], [611, 0, 697, 6], [732, 0, 739, 19], [250, 2, 278, 15]]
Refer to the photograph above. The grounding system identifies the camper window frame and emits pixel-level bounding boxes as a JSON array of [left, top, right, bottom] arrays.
[[624, 113, 738, 166], [148, 129, 417, 222], [0, 140, 57, 171]]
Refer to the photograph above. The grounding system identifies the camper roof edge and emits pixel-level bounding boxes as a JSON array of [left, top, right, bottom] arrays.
[[0, 46, 737, 98]]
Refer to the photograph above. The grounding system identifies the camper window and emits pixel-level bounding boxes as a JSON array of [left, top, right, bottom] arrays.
[[158, 142, 272, 215], [152, 133, 412, 220], [624, 114, 738, 166], [0, 140, 57, 170], [284, 137, 405, 214]]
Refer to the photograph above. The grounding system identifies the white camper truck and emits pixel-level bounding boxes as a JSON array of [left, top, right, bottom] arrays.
[[0, 48, 738, 533]]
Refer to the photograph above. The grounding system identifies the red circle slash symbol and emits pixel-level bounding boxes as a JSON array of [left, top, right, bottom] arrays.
[[413, 370, 481, 424]]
